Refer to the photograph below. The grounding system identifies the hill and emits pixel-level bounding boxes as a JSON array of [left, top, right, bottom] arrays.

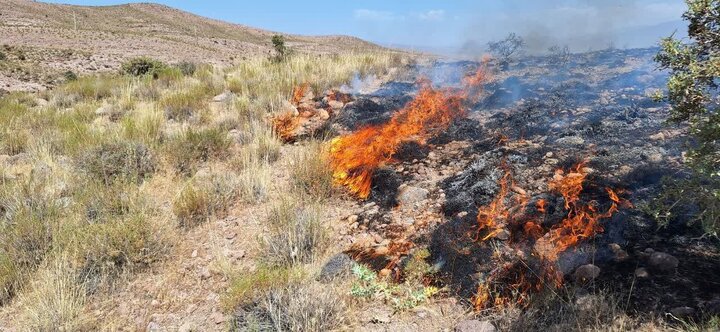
[[0, 0, 387, 91]]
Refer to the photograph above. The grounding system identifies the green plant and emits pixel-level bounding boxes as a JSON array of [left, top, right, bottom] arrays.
[[172, 181, 211, 228], [176, 61, 197, 76], [165, 127, 231, 175], [78, 141, 157, 184], [62, 71, 78, 82], [121, 57, 166, 77], [159, 84, 211, 121], [271, 34, 289, 62], [349, 263, 439, 311], [654, 0, 720, 233]]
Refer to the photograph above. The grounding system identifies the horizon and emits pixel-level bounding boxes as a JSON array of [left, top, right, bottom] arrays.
[[39, 0, 687, 54]]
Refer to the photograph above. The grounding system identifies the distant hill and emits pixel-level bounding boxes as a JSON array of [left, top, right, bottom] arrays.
[[0, 0, 387, 91]]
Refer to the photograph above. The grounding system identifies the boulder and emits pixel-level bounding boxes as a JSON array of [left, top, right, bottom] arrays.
[[648, 252, 678, 272], [573, 264, 601, 282], [455, 319, 496, 332], [397, 186, 429, 207]]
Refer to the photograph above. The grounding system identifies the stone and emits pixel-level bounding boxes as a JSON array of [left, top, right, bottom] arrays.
[[200, 267, 212, 280], [455, 319, 496, 332], [317, 108, 330, 120], [318, 253, 354, 283], [212, 91, 232, 102], [178, 322, 194, 332], [224, 231, 237, 240], [555, 136, 585, 146], [510, 185, 527, 196], [328, 100, 344, 110], [210, 311, 226, 324], [347, 215, 359, 223], [649, 132, 666, 141], [146, 321, 160, 331], [634, 267, 649, 278], [608, 243, 629, 262], [371, 309, 392, 324], [375, 246, 389, 256], [670, 306, 695, 317], [191, 249, 198, 258], [397, 186, 429, 206], [648, 252, 678, 272], [573, 264, 601, 282]]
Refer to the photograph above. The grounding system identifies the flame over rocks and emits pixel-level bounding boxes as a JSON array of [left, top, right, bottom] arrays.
[[330, 67, 490, 199], [473, 161, 630, 310]]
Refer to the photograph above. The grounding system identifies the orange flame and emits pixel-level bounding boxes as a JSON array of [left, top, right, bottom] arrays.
[[291, 83, 310, 106], [330, 67, 489, 198], [472, 160, 629, 310]]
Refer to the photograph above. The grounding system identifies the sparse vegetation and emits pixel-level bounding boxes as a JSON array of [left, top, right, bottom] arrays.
[[0, 51, 403, 328], [271, 34, 290, 62], [290, 140, 334, 199]]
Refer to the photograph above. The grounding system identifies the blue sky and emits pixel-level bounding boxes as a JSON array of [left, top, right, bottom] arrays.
[[42, 1, 687, 52]]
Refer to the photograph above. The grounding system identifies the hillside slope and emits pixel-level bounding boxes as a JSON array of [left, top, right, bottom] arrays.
[[0, 0, 386, 91]]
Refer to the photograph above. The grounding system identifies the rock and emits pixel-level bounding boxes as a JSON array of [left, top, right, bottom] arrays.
[[317, 108, 330, 120], [455, 319, 496, 332], [608, 243, 629, 262], [670, 306, 695, 317], [347, 215, 359, 223], [646, 153, 663, 163], [371, 310, 392, 324], [224, 230, 237, 240], [555, 136, 585, 146], [212, 91, 233, 102], [397, 186, 429, 206], [648, 252, 678, 272], [573, 264, 601, 282], [146, 321, 160, 331], [375, 246, 389, 256], [191, 249, 198, 258], [178, 322, 194, 332], [328, 100, 344, 110], [649, 132, 666, 141], [510, 186, 527, 196], [210, 311, 226, 324], [318, 253, 354, 283], [634, 267, 649, 278], [200, 267, 212, 280]]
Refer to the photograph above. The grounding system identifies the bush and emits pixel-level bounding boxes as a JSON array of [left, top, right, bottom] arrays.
[[62, 71, 78, 82], [121, 57, 165, 77], [176, 61, 197, 76], [547, 45, 571, 67], [263, 200, 326, 266], [655, 1, 720, 233], [78, 141, 157, 184], [261, 283, 347, 332], [487, 32, 525, 66], [166, 128, 231, 175], [159, 85, 211, 121], [172, 182, 211, 228], [289, 141, 333, 199], [271, 34, 289, 62]]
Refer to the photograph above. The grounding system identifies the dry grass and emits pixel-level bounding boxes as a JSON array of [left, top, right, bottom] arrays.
[[263, 199, 327, 267], [289, 140, 334, 200], [0, 51, 404, 328]]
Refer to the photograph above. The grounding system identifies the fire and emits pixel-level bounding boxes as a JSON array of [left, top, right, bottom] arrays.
[[272, 111, 300, 143], [291, 83, 310, 106], [472, 160, 629, 310], [330, 67, 489, 198]]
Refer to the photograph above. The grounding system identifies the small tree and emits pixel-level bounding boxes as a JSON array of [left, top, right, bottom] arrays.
[[547, 45, 571, 67], [487, 33, 525, 67], [271, 34, 289, 62], [653, 0, 720, 233]]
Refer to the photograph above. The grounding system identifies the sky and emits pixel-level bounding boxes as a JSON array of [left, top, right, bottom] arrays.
[[42, 0, 688, 53]]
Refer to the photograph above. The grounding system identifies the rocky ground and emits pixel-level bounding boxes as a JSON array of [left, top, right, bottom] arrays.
[[306, 47, 720, 330]]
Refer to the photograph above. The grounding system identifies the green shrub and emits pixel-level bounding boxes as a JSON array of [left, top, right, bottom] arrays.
[[176, 61, 197, 76], [159, 85, 211, 121], [172, 182, 211, 228], [121, 57, 165, 77], [62, 71, 78, 82], [166, 128, 231, 175], [78, 141, 157, 184]]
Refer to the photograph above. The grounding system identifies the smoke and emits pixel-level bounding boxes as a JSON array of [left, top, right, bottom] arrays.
[[460, 0, 686, 55]]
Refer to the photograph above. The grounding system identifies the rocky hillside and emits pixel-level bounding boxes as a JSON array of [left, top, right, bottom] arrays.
[[0, 0, 386, 91]]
